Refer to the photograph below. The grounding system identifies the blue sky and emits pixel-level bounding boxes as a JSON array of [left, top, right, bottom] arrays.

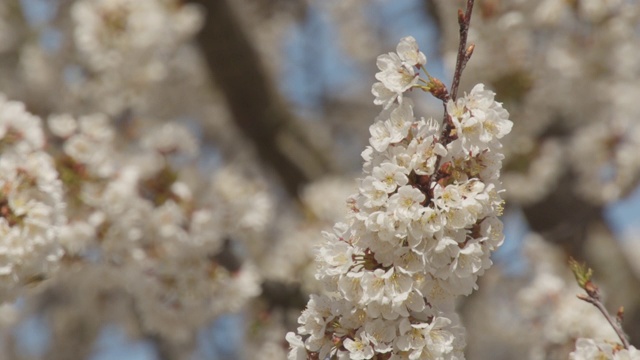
[[282, 0, 444, 112]]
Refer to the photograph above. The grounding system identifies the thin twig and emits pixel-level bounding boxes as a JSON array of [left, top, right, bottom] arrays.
[[450, 0, 476, 100], [578, 288, 631, 349]]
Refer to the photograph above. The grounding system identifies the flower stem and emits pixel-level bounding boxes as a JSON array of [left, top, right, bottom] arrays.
[[577, 286, 631, 349]]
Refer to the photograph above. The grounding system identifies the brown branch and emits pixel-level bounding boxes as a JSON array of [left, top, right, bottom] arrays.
[[422, 0, 476, 204], [450, 0, 475, 100], [577, 282, 631, 349]]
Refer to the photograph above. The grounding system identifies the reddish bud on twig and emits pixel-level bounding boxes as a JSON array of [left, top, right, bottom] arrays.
[[458, 8, 465, 25], [584, 280, 599, 298], [428, 77, 450, 102], [465, 44, 475, 59], [617, 306, 625, 323], [573, 260, 631, 350]]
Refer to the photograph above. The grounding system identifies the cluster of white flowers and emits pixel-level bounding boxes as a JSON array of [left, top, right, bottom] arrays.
[[211, 166, 274, 237], [21, 0, 283, 343], [287, 37, 512, 360], [372, 37, 425, 109], [0, 1, 272, 345], [49, 113, 117, 178], [0, 95, 65, 299], [570, 338, 639, 360], [69, 0, 204, 115], [45, 116, 264, 340], [72, 0, 202, 72]]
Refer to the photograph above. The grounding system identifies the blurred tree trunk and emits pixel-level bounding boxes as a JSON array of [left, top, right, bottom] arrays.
[[188, 0, 336, 198], [186, 0, 335, 323]]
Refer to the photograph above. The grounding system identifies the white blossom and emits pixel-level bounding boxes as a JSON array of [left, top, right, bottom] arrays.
[[396, 36, 427, 68], [344, 331, 375, 359], [48, 114, 78, 138], [289, 36, 512, 359], [0, 96, 65, 299], [372, 36, 426, 108], [569, 338, 640, 360], [72, 0, 203, 71], [141, 122, 198, 157]]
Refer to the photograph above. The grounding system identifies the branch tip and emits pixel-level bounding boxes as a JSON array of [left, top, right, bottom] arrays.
[[465, 44, 475, 59], [571, 259, 631, 350], [450, 0, 476, 100]]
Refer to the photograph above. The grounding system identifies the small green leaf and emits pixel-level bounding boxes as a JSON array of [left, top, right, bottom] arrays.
[[569, 257, 593, 289]]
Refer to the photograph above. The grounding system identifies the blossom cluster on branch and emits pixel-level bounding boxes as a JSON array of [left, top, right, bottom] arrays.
[[0, 95, 65, 298], [287, 36, 513, 360]]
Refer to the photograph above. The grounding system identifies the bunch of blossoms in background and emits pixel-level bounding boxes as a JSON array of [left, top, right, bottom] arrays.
[[44, 112, 264, 341], [287, 33, 512, 359], [0, 95, 66, 299]]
